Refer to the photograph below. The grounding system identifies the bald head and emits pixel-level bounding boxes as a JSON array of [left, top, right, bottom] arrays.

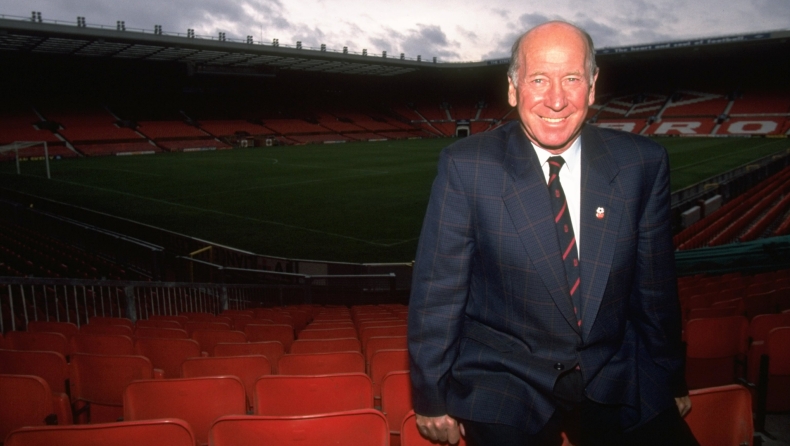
[[507, 21, 597, 88]]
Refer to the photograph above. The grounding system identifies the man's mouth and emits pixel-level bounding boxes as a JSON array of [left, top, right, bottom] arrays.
[[541, 117, 565, 123]]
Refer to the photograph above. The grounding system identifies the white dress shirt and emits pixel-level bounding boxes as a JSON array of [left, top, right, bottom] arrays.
[[531, 137, 582, 258]]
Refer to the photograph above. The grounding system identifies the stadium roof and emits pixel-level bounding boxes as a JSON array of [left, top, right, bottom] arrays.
[[1, 15, 789, 78]]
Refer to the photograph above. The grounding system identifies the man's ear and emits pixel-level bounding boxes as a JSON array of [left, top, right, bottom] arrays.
[[587, 68, 599, 106], [508, 76, 518, 108]]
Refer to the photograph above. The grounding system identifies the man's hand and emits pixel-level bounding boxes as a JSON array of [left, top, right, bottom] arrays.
[[675, 396, 692, 417], [415, 414, 463, 444]]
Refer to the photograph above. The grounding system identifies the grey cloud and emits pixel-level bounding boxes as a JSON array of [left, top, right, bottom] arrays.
[[398, 24, 460, 60]]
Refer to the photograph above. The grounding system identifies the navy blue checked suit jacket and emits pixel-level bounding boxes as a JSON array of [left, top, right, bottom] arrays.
[[408, 121, 685, 433]]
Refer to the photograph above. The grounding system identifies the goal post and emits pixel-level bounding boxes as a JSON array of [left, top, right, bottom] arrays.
[[0, 141, 50, 179]]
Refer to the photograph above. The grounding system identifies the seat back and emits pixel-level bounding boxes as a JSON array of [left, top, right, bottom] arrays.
[[297, 327, 358, 340], [278, 351, 365, 376], [4, 331, 69, 357], [685, 316, 748, 389], [181, 355, 271, 409], [208, 410, 389, 446], [136, 319, 183, 329], [244, 324, 294, 352], [365, 336, 408, 372], [124, 376, 247, 446], [685, 385, 753, 446], [69, 333, 134, 356], [148, 315, 188, 327], [79, 324, 134, 337], [0, 349, 69, 393], [87, 316, 134, 329], [401, 411, 467, 446], [184, 321, 231, 336], [290, 338, 361, 354], [765, 327, 790, 411], [370, 349, 410, 400], [26, 320, 78, 339], [134, 327, 189, 339], [69, 353, 154, 423], [361, 325, 407, 351], [4, 418, 195, 446], [191, 329, 247, 355], [254, 373, 373, 416], [381, 371, 413, 446], [213, 341, 284, 374], [134, 337, 202, 378], [0, 375, 56, 441]]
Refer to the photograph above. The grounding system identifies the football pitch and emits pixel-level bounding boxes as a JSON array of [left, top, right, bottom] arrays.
[[1, 136, 787, 264]]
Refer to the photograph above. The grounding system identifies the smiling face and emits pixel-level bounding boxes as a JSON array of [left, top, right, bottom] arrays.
[[508, 22, 598, 154]]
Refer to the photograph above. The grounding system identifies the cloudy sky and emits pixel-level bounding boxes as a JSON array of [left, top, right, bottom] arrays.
[[2, 0, 788, 62]]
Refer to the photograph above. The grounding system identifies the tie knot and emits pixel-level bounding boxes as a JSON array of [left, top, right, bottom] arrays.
[[548, 156, 565, 175]]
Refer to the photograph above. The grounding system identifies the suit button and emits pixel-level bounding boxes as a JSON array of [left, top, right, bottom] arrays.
[[554, 362, 565, 371]]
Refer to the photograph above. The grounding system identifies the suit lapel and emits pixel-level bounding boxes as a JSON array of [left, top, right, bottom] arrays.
[[578, 126, 623, 339], [501, 124, 581, 335]]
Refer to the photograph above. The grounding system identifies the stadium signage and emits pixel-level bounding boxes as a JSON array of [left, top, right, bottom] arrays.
[[596, 119, 785, 135], [596, 32, 771, 55]]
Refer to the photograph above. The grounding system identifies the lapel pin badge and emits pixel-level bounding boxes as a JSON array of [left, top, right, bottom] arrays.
[[596, 207, 605, 219]]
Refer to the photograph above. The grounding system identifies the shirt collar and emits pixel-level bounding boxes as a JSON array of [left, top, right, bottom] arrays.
[[531, 136, 581, 174]]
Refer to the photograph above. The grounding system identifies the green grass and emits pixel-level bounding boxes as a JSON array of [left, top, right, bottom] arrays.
[[1, 136, 787, 263]]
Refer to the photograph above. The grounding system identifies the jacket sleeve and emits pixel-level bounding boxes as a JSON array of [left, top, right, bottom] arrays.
[[408, 149, 475, 416], [629, 148, 688, 397]]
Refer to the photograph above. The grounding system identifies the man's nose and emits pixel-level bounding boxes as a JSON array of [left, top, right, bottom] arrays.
[[545, 82, 568, 111]]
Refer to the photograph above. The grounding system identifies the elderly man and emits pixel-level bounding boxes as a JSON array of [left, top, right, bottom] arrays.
[[408, 21, 697, 445]]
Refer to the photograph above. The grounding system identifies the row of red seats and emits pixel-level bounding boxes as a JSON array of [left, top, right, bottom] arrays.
[[675, 166, 790, 249]]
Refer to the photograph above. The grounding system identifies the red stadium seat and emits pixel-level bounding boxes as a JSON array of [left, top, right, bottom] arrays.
[[685, 316, 748, 389], [213, 341, 284, 374], [370, 349, 409, 402], [208, 409, 389, 446], [244, 324, 294, 352], [289, 338, 361, 354], [685, 385, 753, 446], [0, 375, 58, 441], [69, 353, 156, 423], [278, 351, 365, 376], [254, 373, 373, 416], [180, 355, 271, 410], [3, 330, 69, 357], [134, 337, 202, 378], [4, 418, 195, 446], [69, 333, 134, 356], [124, 376, 247, 446], [191, 329, 247, 355], [26, 321, 78, 339], [381, 371, 413, 446]]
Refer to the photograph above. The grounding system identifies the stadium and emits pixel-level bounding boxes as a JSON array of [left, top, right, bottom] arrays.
[[0, 10, 789, 445]]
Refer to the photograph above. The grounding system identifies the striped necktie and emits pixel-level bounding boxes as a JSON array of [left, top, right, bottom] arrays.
[[547, 156, 581, 327]]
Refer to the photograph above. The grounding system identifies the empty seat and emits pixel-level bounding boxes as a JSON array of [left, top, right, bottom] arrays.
[[297, 327, 357, 340], [148, 315, 188, 327], [361, 325, 407, 351], [26, 320, 78, 339], [184, 321, 231, 336], [87, 316, 134, 330], [365, 336, 408, 373], [289, 338, 361, 354], [79, 324, 134, 337], [685, 316, 748, 389], [134, 326, 190, 339], [69, 333, 134, 356], [69, 353, 155, 423], [3, 330, 69, 356], [136, 319, 183, 329], [685, 385, 753, 446], [278, 351, 365, 376], [191, 329, 247, 355], [746, 313, 790, 383], [213, 341, 284, 374], [4, 418, 196, 446], [370, 349, 409, 401], [0, 349, 70, 394], [381, 371, 413, 446], [181, 355, 271, 410], [254, 373, 373, 416], [0, 375, 57, 441], [762, 327, 790, 412], [244, 324, 294, 352], [124, 376, 247, 446], [208, 409, 389, 446], [134, 337, 202, 378]]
